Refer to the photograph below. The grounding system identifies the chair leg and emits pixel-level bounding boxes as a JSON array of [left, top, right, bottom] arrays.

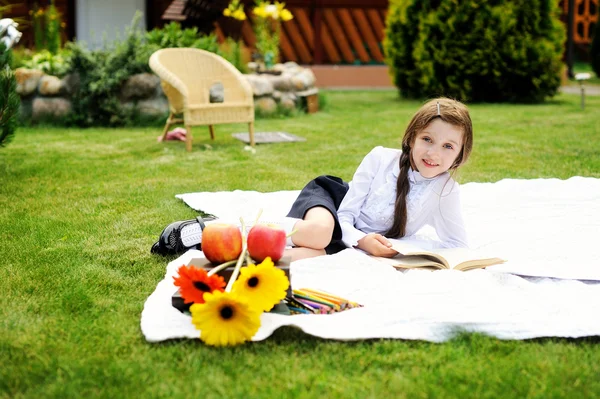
[[208, 125, 215, 140], [161, 112, 173, 141], [185, 125, 193, 152], [248, 122, 255, 147]]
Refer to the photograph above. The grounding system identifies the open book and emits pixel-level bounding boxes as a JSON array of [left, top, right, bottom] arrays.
[[372, 239, 506, 271]]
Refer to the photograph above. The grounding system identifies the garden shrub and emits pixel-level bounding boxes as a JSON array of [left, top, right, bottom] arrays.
[[22, 49, 69, 77], [384, 0, 565, 102], [592, 20, 600, 78], [0, 44, 19, 147], [145, 22, 220, 52], [65, 17, 153, 127]]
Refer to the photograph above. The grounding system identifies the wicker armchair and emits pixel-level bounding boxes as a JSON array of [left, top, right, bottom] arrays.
[[149, 48, 255, 151]]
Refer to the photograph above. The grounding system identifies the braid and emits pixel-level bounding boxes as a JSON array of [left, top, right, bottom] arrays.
[[385, 146, 412, 238]]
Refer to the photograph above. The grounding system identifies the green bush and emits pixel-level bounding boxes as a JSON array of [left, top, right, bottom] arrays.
[[0, 44, 19, 147], [591, 20, 600, 78], [65, 15, 153, 127], [384, 0, 565, 102], [22, 49, 69, 77], [145, 22, 220, 52]]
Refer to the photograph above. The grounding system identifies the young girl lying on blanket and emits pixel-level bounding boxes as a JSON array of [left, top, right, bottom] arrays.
[[151, 97, 473, 261]]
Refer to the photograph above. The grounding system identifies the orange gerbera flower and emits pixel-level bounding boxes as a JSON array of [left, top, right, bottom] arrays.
[[173, 265, 226, 304]]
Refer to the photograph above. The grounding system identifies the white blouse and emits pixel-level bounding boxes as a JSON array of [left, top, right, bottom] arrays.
[[337, 146, 468, 248]]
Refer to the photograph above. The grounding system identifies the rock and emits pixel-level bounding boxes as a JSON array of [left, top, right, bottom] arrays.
[[281, 92, 297, 104], [247, 62, 259, 73], [244, 74, 274, 96], [255, 97, 277, 114], [62, 73, 80, 95], [38, 75, 65, 96], [279, 92, 298, 110], [271, 90, 282, 101], [291, 69, 316, 91], [210, 82, 224, 103], [15, 68, 44, 96], [282, 61, 302, 75], [121, 73, 161, 100], [136, 97, 169, 117], [279, 96, 296, 111], [272, 63, 286, 73], [32, 97, 72, 121], [269, 75, 293, 91]]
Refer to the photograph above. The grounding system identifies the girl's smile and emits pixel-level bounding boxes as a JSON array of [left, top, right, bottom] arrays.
[[411, 119, 463, 178]]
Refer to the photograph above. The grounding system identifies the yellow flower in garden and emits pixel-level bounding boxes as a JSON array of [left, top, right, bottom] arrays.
[[191, 291, 261, 346], [233, 9, 247, 21], [280, 9, 293, 21], [223, 8, 232, 17], [253, 4, 268, 19], [232, 257, 289, 312]]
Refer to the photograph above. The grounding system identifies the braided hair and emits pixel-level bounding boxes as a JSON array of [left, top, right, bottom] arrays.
[[385, 98, 473, 238]]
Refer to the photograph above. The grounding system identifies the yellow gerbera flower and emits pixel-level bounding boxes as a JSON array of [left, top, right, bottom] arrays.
[[232, 257, 290, 312], [190, 291, 261, 346]]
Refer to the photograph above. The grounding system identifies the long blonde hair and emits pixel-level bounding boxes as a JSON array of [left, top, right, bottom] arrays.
[[385, 98, 473, 238]]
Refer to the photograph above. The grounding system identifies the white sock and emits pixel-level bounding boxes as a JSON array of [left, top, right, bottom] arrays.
[[181, 223, 203, 246], [179, 217, 301, 247]]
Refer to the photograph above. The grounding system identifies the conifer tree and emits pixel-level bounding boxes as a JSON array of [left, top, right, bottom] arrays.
[[0, 43, 19, 147]]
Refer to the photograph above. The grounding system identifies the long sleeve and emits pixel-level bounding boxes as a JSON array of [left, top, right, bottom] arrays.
[[430, 182, 469, 248], [337, 147, 384, 247]]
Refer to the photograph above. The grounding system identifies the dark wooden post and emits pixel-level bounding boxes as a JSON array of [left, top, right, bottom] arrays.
[[313, 0, 323, 64], [566, 0, 575, 78]]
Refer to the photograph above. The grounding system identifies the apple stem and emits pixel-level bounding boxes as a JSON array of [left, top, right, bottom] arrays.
[[286, 229, 298, 238], [206, 259, 237, 276], [226, 217, 248, 292]]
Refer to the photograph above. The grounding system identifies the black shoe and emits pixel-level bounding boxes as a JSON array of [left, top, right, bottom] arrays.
[[150, 216, 210, 256]]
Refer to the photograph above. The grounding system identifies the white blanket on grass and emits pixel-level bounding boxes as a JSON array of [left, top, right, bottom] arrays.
[[141, 177, 600, 343]]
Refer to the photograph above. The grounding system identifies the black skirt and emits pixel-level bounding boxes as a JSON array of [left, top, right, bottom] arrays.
[[286, 175, 350, 254]]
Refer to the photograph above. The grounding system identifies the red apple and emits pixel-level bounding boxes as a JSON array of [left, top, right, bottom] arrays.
[[247, 223, 287, 262], [202, 223, 243, 264]]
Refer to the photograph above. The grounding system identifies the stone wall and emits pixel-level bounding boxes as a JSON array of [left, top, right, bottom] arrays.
[[15, 62, 318, 123]]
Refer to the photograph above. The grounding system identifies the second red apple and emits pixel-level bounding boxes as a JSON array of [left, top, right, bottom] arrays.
[[247, 223, 287, 262]]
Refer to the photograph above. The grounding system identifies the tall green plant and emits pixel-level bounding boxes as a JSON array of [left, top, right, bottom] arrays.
[[31, 0, 63, 54], [591, 19, 600, 78], [0, 44, 19, 147], [45, 0, 62, 54], [384, 0, 566, 102]]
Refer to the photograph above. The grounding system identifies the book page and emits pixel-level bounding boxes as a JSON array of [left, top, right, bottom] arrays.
[[388, 238, 448, 267], [374, 255, 445, 269], [388, 239, 505, 270], [429, 248, 505, 270]]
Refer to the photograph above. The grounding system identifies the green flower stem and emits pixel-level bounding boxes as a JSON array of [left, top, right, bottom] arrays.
[[226, 217, 248, 292]]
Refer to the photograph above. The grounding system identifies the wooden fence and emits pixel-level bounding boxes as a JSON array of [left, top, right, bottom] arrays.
[[214, 0, 388, 65]]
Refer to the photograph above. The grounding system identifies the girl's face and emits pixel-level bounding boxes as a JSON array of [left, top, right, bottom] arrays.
[[411, 119, 464, 178]]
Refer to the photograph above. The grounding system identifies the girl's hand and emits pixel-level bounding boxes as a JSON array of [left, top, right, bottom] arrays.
[[356, 233, 399, 258]]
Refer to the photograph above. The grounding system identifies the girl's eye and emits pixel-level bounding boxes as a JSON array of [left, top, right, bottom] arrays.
[[444, 144, 454, 150], [422, 137, 432, 143]]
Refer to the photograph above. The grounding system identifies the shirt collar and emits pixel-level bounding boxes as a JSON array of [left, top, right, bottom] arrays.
[[408, 167, 435, 183]]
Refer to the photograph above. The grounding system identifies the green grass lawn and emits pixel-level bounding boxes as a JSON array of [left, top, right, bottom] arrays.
[[1, 91, 600, 399]]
